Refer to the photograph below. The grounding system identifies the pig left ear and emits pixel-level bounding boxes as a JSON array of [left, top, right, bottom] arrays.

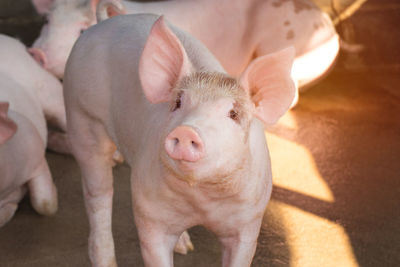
[[31, 0, 54, 15], [139, 16, 192, 104], [240, 47, 296, 125], [0, 102, 17, 145]]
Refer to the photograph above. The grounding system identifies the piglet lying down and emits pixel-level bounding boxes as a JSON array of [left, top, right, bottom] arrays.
[[64, 14, 295, 267], [0, 101, 57, 227]]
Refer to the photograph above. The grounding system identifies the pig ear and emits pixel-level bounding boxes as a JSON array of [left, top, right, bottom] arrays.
[[31, 0, 54, 15], [139, 16, 192, 104], [240, 47, 296, 125], [90, 0, 101, 13], [0, 102, 17, 145], [96, 0, 127, 22]]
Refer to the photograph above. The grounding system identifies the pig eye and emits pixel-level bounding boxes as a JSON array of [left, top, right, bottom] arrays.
[[80, 29, 85, 34], [172, 91, 183, 112], [229, 109, 239, 121]]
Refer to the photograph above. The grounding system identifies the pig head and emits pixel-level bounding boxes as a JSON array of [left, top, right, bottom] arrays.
[[30, 0, 101, 78]]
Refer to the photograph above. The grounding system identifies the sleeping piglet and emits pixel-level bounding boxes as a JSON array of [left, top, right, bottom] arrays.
[[0, 101, 57, 226], [64, 14, 295, 267]]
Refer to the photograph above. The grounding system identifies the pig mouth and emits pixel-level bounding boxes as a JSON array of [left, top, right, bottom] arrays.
[[171, 157, 200, 173], [160, 152, 202, 179]]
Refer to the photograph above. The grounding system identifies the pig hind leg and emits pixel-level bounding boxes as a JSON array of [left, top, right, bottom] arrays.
[[0, 185, 27, 227], [67, 110, 118, 267], [28, 158, 58, 216]]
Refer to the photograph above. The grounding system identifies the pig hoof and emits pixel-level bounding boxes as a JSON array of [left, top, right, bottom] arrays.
[[174, 231, 194, 255], [33, 199, 58, 216], [0, 203, 18, 227], [112, 150, 124, 166]]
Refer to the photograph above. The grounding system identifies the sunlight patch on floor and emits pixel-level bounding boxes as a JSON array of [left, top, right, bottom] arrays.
[[274, 200, 359, 267], [266, 131, 334, 203]]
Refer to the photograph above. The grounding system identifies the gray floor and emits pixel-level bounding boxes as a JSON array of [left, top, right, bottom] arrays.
[[1, 0, 400, 266]]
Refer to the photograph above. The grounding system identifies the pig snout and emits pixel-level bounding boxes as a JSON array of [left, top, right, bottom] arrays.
[[28, 48, 47, 68], [165, 126, 204, 162]]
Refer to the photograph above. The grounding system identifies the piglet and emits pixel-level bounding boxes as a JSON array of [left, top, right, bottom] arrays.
[[0, 34, 68, 153], [31, 0, 338, 91], [0, 101, 57, 226], [64, 14, 295, 267]]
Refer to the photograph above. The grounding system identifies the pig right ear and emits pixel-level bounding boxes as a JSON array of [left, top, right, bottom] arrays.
[[139, 16, 192, 104], [240, 47, 296, 125], [31, 0, 54, 15], [0, 102, 17, 145]]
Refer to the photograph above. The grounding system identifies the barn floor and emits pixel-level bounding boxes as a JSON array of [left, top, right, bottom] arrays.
[[1, 0, 400, 266]]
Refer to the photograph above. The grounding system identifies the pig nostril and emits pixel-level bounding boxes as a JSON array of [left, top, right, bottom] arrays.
[[174, 138, 179, 145], [191, 141, 198, 149]]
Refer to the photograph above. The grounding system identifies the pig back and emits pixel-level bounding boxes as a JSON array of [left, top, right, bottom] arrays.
[[0, 110, 45, 199], [0, 73, 47, 144]]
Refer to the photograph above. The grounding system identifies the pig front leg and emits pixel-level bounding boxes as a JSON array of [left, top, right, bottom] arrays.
[[68, 118, 118, 267], [28, 157, 58, 216], [218, 220, 262, 267], [135, 217, 178, 267], [0, 186, 27, 227]]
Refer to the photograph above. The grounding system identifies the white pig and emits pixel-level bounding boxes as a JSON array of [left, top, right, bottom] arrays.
[[31, 0, 338, 91], [64, 14, 295, 266], [0, 34, 68, 153], [0, 94, 57, 226]]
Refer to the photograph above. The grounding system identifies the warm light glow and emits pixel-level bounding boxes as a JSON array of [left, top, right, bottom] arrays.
[[266, 131, 334, 203], [274, 201, 359, 267], [264, 125, 358, 266], [292, 34, 340, 89], [274, 110, 299, 131]]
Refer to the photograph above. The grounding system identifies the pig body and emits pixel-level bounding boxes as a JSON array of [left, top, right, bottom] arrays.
[[0, 95, 57, 227], [32, 0, 338, 90], [111, 0, 339, 86], [0, 34, 69, 153], [64, 14, 295, 266], [0, 34, 66, 132]]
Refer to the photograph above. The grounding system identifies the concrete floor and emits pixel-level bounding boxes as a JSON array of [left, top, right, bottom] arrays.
[[1, 0, 400, 266]]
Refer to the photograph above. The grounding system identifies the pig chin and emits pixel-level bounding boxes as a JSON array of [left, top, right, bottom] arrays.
[[160, 153, 246, 186], [161, 153, 204, 182]]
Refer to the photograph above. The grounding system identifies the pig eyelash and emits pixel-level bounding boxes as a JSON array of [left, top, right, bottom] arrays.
[[172, 91, 183, 111]]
